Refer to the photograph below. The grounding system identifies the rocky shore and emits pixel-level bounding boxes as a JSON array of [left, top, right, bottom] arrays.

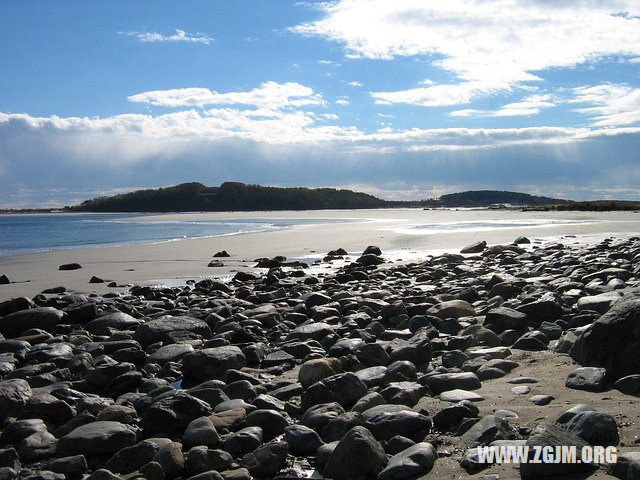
[[0, 236, 638, 480]]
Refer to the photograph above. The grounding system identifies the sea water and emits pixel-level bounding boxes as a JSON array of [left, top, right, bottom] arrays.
[[0, 213, 351, 256]]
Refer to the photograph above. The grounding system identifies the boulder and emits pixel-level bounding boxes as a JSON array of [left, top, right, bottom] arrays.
[[0, 307, 64, 337], [565, 411, 619, 446], [377, 442, 437, 480], [0, 379, 32, 419], [570, 291, 640, 380], [520, 423, 595, 477], [322, 427, 386, 479], [58, 421, 137, 456], [565, 367, 608, 392], [460, 415, 514, 447], [182, 346, 246, 380], [460, 241, 487, 254], [134, 315, 212, 346]]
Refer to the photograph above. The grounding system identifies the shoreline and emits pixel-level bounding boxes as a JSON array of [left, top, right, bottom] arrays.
[[1, 208, 639, 301]]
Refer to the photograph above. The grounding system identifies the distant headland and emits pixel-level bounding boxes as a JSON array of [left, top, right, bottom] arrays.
[[1, 182, 638, 213]]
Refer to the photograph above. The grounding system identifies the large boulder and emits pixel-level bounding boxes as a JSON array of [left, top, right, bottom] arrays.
[[301, 373, 367, 410], [322, 427, 386, 479], [565, 411, 619, 446], [0, 307, 64, 337], [58, 421, 137, 457], [134, 315, 212, 346], [428, 300, 475, 319], [378, 442, 437, 480], [85, 312, 141, 336], [570, 291, 640, 380], [182, 346, 246, 380], [0, 379, 32, 419], [520, 423, 595, 477]]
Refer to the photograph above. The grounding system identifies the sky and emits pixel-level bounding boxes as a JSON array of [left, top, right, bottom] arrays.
[[1, 0, 639, 207]]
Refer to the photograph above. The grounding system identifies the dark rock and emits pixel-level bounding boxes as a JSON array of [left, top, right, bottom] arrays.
[[85, 312, 141, 336], [47, 454, 88, 478], [103, 440, 159, 474], [245, 409, 289, 438], [565, 367, 609, 392], [377, 442, 437, 480], [225, 426, 263, 456], [240, 441, 288, 477], [614, 374, 640, 395], [182, 416, 221, 448], [0, 276, 10, 285], [58, 421, 137, 457], [134, 315, 212, 346], [0, 307, 64, 337], [565, 411, 619, 446], [426, 372, 481, 394], [182, 346, 246, 381], [59, 263, 82, 270], [323, 426, 386, 479], [142, 392, 212, 436], [460, 241, 487, 254], [364, 408, 431, 442], [19, 431, 58, 461], [213, 250, 230, 257], [520, 423, 595, 477], [460, 415, 515, 446], [0, 379, 32, 419], [433, 400, 479, 431], [570, 291, 640, 380], [484, 307, 528, 333], [301, 372, 367, 410], [512, 331, 549, 351], [284, 424, 323, 455], [607, 451, 640, 480], [186, 447, 232, 476]]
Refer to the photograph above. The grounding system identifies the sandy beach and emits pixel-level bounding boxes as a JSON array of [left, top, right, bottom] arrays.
[[1, 208, 638, 301]]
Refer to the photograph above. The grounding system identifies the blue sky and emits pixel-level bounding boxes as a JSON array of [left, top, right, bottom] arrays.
[[1, 0, 639, 207]]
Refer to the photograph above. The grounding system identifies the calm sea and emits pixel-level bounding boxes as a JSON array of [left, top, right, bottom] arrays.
[[0, 213, 349, 257]]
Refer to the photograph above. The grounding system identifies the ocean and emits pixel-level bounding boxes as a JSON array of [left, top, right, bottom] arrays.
[[0, 213, 353, 257]]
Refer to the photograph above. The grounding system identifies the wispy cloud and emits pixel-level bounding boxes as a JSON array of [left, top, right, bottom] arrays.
[[128, 82, 324, 109], [348, 81, 363, 87], [293, 1, 640, 107], [570, 83, 640, 126], [119, 29, 213, 45], [450, 94, 556, 118]]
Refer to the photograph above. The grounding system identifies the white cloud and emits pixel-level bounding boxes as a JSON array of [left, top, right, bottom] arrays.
[[292, 1, 640, 106], [128, 82, 324, 109], [119, 29, 213, 45], [336, 99, 350, 106], [2, 110, 637, 152], [449, 94, 555, 117], [571, 84, 640, 126], [348, 81, 363, 87]]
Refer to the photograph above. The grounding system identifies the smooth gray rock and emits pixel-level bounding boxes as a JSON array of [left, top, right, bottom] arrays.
[[284, 424, 324, 455], [323, 427, 386, 480], [58, 421, 137, 456], [565, 411, 619, 446], [460, 415, 514, 447], [570, 291, 640, 380], [0, 379, 32, 419], [240, 441, 288, 477], [0, 307, 64, 337], [377, 442, 437, 480], [521, 423, 595, 477], [182, 346, 246, 380], [426, 372, 481, 394], [134, 315, 211, 346], [565, 367, 608, 392], [182, 416, 221, 448], [364, 409, 431, 442]]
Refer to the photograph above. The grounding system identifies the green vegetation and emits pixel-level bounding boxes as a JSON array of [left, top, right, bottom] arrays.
[[421, 190, 572, 208], [65, 182, 397, 212], [59, 183, 637, 213], [529, 200, 640, 211]]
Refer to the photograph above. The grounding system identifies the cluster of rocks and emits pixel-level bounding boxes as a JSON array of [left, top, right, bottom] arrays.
[[0, 236, 638, 479]]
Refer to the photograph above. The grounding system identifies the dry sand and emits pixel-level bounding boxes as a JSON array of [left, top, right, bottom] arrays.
[[1, 208, 638, 301]]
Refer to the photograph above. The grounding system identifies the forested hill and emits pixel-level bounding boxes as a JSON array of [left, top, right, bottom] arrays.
[[65, 183, 577, 213], [422, 190, 572, 207], [66, 182, 397, 212]]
